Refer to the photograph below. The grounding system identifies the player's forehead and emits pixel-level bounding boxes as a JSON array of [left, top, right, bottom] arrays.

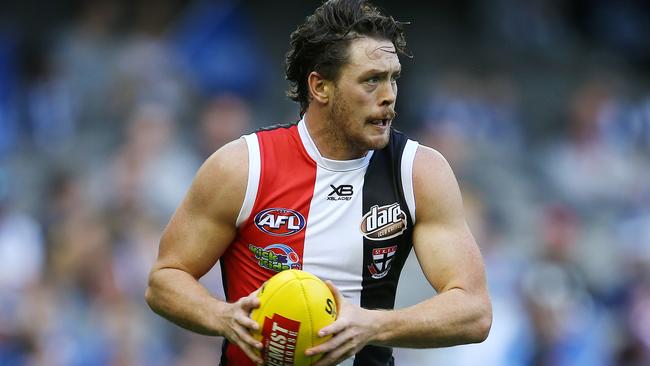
[[343, 37, 401, 75]]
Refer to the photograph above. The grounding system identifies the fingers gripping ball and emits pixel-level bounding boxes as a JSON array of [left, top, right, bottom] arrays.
[[251, 270, 338, 365]]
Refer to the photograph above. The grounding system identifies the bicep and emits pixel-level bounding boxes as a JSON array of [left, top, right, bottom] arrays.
[[154, 139, 249, 279], [411, 146, 487, 294]]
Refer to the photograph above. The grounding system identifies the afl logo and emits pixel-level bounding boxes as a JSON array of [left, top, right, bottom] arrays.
[[360, 203, 407, 240], [254, 208, 306, 236]]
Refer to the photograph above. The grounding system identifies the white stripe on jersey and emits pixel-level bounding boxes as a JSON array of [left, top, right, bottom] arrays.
[[301, 164, 366, 308], [401, 140, 419, 224], [298, 120, 367, 307], [236, 134, 261, 228]]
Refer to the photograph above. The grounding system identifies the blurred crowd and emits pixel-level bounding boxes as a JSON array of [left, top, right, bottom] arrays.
[[0, 0, 649, 365]]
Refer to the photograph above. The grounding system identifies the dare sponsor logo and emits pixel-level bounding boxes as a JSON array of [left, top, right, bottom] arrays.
[[249, 244, 302, 272], [360, 203, 407, 240], [255, 208, 306, 236], [261, 314, 300, 366]]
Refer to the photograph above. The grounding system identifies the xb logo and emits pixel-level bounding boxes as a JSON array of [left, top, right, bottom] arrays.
[[328, 184, 353, 201]]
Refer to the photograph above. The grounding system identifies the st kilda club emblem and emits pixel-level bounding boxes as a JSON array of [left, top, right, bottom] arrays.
[[368, 245, 397, 279]]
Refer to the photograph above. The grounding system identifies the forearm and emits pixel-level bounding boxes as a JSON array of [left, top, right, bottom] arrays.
[[370, 288, 492, 348], [145, 267, 227, 336]]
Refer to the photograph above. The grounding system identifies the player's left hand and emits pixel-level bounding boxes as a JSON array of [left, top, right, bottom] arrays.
[[305, 280, 381, 366]]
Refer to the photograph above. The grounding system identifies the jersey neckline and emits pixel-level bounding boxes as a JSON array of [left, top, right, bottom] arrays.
[[297, 119, 374, 172]]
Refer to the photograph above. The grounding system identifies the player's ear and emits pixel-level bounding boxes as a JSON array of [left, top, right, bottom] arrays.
[[307, 71, 332, 105]]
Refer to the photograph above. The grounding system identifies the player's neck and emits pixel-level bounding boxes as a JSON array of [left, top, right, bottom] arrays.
[[303, 111, 368, 161]]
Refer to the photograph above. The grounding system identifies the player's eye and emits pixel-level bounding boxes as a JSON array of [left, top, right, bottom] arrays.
[[366, 76, 380, 85]]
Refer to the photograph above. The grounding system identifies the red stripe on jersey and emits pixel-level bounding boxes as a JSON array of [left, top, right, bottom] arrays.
[[221, 125, 316, 365]]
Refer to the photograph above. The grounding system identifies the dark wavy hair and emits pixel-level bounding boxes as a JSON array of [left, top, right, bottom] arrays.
[[285, 0, 410, 116]]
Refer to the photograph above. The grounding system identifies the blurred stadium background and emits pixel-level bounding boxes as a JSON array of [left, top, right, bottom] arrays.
[[0, 0, 649, 365]]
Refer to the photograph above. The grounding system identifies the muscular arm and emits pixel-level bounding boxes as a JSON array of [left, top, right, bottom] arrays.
[[145, 138, 263, 363], [370, 145, 492, 347]]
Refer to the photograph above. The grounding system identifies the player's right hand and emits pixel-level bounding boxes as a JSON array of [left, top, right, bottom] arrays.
[[306, 281, 380, 366], [219, 292, 264, 365]]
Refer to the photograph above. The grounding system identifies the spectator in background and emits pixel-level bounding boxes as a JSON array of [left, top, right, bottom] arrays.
[[111, 0, 192, 125], [107, 102, 199, 223], [43, 188, 117, 365], [584, 0, 650, 66], [19, 36, 78, 156], [0, 30, 19, 156], [171, 0, 268, 99], [418, 71, 523, 169], [534, 72, 650, 366], [598, 89, 650, 159], [0, 167, 45, 364], [622, 272, 650, 365], [521, 204, 612, 366], [537, 73, 642, 210], [51, 0, 122, 137], [476, 0, 574, 56], [197, 94, 252, 159], [614, 201, 650, 365], [36, 161, 177, 365]]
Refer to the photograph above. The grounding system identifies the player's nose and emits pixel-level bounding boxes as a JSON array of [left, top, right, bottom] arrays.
[[378, 81, 396, 107]]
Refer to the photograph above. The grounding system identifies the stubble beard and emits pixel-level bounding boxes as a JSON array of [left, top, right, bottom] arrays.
[[327, 93, 390, 157]]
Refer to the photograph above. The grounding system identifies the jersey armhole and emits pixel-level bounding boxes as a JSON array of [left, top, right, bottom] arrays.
[[235, 134, 261, 228], [401, 140, 418, 224]]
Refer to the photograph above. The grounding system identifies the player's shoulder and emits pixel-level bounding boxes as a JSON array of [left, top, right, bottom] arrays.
[[207, 137, 248, 169], [197, 137, 249, 190], [186, 138, 250, 221], [414, 144, 449, 171], [204, 120, 299, 172], [411, 144, 465, 222], [412, 144, 459, 198]]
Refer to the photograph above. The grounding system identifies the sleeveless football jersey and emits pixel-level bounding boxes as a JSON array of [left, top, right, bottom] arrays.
[[220, 119, 419, 366]]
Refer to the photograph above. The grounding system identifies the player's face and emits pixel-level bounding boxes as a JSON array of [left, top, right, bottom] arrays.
[[328, 37, 400, 155]]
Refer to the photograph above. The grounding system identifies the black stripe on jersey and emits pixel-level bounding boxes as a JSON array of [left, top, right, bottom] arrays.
[[219, 340, 229, 366], [354, 129, 415, 366], [255, 121, 299, 132], [219, 260, 229, 366]]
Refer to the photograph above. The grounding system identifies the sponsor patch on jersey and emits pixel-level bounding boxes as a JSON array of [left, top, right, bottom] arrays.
[[327, 184, 353, 201], [254, 208, 306, 236], [368, 245, 397, 279], [249, 243, 302, 272], [360, 203, 407, 240]]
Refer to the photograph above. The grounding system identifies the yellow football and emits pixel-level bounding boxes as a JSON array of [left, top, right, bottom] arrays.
[[250, 269, 338, 366]]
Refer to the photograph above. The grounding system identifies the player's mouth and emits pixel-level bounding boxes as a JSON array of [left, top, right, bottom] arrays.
[[367, 110, 396, 129], [369, 119, 391, 128]]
